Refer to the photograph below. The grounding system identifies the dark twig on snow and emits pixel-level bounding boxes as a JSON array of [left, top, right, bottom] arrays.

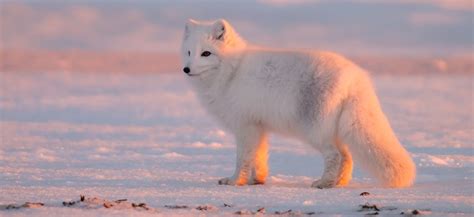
[[3, 202, 44, 210], [164, 205, 189, 209], [132, 203, 149, 210], [196, 205, 215, 211], [256, 207, 265, 214], [115, 199, 127, 203], [63, 195, 87, 207], [103, 202, 114, 208], [401, 209, 421, 215], [234, 207, 266, 215], [234, 210, 252, 215], [62, 201, 76, 206], [359, 203, 380, 212], [275, 209, 292, 215]]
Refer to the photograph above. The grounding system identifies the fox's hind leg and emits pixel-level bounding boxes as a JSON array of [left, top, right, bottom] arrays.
[[335, 141, 353, 186], [311, 147, 342, 189], [218, 125, 267, 186], [311, 141, 353, 188]]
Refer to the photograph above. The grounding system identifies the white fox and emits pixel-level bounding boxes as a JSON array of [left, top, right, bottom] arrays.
[[180, 19, 416, 188]]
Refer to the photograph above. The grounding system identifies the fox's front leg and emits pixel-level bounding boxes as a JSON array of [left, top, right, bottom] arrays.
[[249, 134, 268, 185], [218, 125, 267, 186]]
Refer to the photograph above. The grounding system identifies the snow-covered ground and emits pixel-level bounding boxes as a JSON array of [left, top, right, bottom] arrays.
[[0, 71, 472, 216]]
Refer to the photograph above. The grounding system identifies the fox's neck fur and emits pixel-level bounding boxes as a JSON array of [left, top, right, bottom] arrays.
[[192, 50, 243, 107]]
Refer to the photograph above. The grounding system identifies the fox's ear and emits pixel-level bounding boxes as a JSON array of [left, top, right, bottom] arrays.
[[186, 19, 198, 28], [184, 19, 198, 40], [212, 19, 229, 41]]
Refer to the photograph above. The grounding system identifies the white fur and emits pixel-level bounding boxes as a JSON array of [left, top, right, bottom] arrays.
[[180, 19, 416, 188]]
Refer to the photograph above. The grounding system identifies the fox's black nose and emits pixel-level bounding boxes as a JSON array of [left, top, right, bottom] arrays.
[[183, 67, 190, 74]]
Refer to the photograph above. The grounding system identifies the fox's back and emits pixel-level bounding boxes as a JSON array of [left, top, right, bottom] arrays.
[[220, 49, 366, 134]]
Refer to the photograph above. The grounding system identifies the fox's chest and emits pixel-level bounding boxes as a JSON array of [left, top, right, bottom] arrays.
[[204, 80, 299, 129]]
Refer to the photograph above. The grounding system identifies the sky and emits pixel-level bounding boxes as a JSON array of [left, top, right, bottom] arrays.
[[1, 0, 472, 56]]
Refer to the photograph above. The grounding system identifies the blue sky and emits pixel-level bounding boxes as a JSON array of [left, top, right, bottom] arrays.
[[1, 0, 472, 56]]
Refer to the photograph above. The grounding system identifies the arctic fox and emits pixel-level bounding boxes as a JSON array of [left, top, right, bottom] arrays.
[[180, 19, 416, 188]]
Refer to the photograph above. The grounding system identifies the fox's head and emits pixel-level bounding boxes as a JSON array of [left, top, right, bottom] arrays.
[[180, 19, 245, 77]]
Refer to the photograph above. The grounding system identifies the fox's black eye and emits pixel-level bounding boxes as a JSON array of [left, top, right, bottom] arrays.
[[188, 51, 190, 56], [201, 51, 211, 57]]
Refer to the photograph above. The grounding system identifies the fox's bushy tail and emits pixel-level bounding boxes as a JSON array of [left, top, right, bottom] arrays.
[[338, 80, 416, 187]]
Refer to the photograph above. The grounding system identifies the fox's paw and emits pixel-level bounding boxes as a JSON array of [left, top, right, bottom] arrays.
[[218, 177, 234, 185], [218, 177, 246, 186], [248, 178, 265, 185], [311, 179, 336, 189]]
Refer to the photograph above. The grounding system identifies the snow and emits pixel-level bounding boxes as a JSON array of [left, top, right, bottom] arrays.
[[0, 71, 472, 216]]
